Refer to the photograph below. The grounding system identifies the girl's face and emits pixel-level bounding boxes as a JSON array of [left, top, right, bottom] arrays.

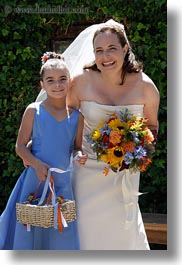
[[40, 67, 70, 99], [94, 31, 128, 73]]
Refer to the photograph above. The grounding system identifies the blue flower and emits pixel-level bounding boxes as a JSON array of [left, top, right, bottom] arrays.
[[85, 133, 94, 144], [124, 152, 134, 164], [130, 131, 140, 144], [134, 146, 147, 159], [100, 124, 111, 136], [118, 109, 132, 121]]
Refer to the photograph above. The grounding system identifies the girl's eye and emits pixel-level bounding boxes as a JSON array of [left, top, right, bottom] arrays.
[[60, 77, 67, 82]]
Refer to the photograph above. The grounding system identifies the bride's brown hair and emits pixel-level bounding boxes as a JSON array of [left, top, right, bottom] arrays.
[[83, 25, 143, 85]]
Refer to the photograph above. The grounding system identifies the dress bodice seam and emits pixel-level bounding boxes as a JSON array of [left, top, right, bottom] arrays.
[[80, 100, 144, 108]]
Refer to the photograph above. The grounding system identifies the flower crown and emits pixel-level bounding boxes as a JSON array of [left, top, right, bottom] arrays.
[[41, 51, 64, 65]]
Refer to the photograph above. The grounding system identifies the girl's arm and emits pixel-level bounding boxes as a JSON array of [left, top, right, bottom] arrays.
[[15, 103, 50, 181], [73, 112, 87, 165]]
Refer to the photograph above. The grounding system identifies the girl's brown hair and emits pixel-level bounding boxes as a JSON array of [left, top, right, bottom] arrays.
[[40, 52, 69, 80]]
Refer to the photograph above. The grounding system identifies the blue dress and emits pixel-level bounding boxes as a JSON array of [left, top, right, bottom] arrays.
[[0, 102, 80, 250]]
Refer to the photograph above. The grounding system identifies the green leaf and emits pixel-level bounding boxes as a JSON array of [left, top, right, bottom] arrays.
[[1, 29, 9, 36]]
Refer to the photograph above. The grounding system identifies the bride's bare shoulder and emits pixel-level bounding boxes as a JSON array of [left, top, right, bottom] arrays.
[[141, 72, 160, 102], [72, 69, 95, 89]]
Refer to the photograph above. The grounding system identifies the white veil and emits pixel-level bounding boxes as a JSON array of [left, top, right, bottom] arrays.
[[36, 19, 124, 102]]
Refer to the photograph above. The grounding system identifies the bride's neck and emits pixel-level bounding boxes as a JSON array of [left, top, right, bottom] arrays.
[[100, 71, 122, 86]]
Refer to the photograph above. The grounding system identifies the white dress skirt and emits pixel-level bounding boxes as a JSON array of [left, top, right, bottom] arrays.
[[72, 101, 150, 250]]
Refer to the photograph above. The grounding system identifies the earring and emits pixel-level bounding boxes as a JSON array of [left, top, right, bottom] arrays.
[[124, 50, 128, 57]]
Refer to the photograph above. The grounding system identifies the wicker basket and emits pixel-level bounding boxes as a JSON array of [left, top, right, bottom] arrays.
[[16, 168, 76, 229], [16, 199, 76, 228]]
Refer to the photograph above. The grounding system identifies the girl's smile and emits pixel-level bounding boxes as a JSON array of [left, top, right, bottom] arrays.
[[41, 68, 70, 98]]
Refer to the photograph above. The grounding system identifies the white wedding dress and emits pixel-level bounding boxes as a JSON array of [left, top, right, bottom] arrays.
[[72, 101, 150, 250]]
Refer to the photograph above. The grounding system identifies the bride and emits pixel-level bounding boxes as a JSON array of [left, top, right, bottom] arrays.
[[37, 19, 160, 250]]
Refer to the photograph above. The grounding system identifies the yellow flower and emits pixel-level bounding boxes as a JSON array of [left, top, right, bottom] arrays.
[[108, 118, 124, 130], [100, 153, 110, 164], [130, 116, 144, 131], [92, 129, 101, 140], [107, 147, 124, 169], [98, 120, 105, 128]]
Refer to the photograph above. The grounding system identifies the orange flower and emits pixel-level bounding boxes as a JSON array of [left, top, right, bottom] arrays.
[[109, 130, 121, 145], [103, 167, 109, 176], [42, 55, 49, 62], [144, 128, 154, 142], [139, 158, 152, 171], [121, 141, 136, 153], [139, 164, 147, 171]]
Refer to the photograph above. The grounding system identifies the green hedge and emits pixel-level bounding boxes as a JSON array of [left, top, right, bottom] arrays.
[[0, 0, 167, 213]]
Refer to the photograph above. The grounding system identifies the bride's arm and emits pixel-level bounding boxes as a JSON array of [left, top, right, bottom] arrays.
[[67, 70, 88, 109], [142, 74, 160, 143], [67, 78, 80, 109]]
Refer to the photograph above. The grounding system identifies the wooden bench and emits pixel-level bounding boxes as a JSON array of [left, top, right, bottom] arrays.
[[142, 213, 167, 245]]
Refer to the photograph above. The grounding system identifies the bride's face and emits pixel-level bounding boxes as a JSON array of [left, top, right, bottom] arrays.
[[93, 31, 127, 73]]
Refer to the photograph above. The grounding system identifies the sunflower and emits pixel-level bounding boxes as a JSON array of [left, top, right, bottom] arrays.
[[106, 146, 124, 168], [100, 153, 110, 164], [108, 118, 125, 131]]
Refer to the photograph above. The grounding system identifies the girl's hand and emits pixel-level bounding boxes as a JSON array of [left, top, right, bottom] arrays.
[[34, 159, 50, 182], [74, 151, 88, 166]]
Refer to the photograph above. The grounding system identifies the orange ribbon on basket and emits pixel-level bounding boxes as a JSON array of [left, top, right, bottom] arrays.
[[56, 195, 65, 232], [48, 174, 65, 232], [46, 174, 54, 204], [26, 168, 68, 232], [27, 182, 42, 203], [57, 202, 63, 232]]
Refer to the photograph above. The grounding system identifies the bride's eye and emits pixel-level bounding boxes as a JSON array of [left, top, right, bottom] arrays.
[[95, 49, 102, 54], [47, 79, 53, 83], [108, 46, 117, 51]]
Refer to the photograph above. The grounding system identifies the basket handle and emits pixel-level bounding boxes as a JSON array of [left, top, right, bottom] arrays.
[[38, 168, 68, 206]]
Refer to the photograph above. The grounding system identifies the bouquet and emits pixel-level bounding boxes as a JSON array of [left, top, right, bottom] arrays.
[[86, 109, 155, 175]]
